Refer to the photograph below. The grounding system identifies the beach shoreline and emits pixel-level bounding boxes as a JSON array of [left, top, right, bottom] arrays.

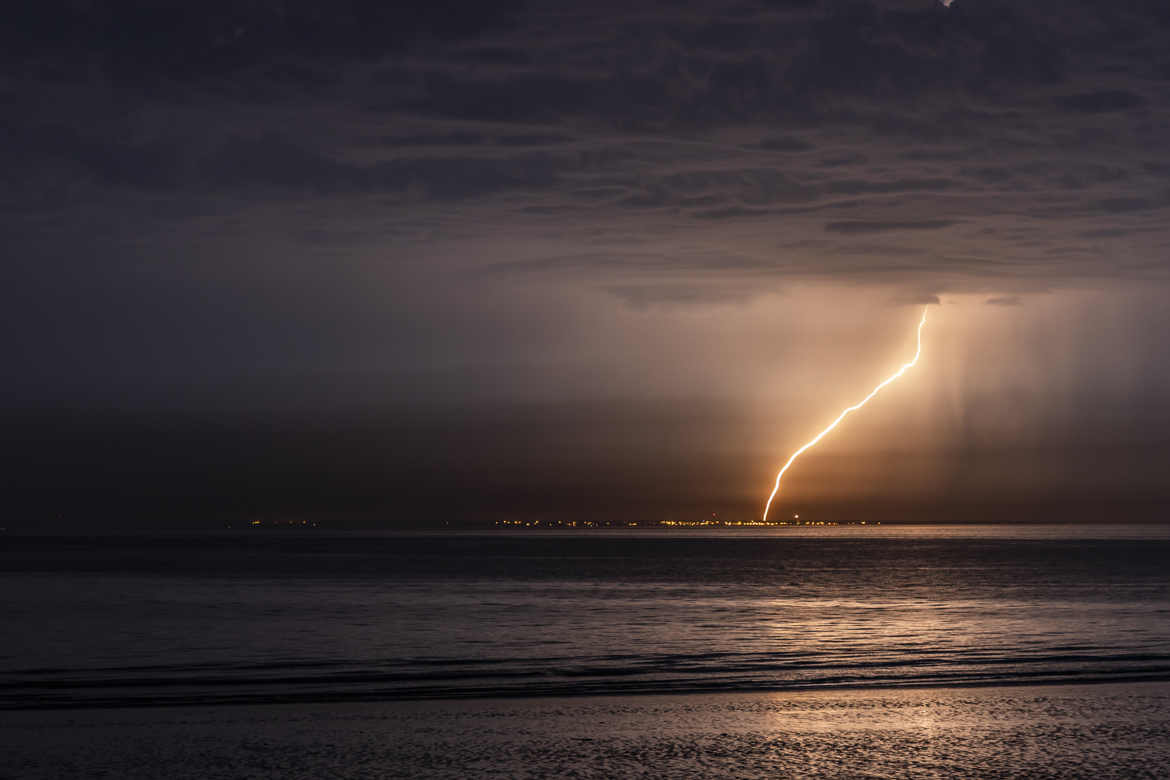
[[6, 680, 1170, 778], [7, 668, 1170, 712]]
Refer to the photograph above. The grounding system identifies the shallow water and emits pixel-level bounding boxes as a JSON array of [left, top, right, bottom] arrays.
[[3, 525, 1170, 708], [6, 682, 1170, 778]]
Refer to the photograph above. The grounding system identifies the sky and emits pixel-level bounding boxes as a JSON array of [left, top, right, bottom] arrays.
[[3, 0, 1170, 526]]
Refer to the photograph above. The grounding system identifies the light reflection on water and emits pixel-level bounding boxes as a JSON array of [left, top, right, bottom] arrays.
[[3, 525, 1170, 708]]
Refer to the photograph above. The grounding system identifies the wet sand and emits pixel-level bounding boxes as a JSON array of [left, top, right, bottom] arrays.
[[5, 680, 1170, 778]]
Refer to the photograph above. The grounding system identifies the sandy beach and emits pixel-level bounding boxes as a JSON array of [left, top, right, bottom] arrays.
[[5, 681, 1170, 778]]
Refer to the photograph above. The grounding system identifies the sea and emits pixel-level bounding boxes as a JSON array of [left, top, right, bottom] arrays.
[[4, 525, 1170, 710]]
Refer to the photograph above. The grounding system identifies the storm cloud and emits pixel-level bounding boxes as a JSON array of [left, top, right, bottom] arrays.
[[4, 0, 1170, 525]]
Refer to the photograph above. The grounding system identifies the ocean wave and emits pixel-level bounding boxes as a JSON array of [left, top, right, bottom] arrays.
[[7, 650, 1170, 710]]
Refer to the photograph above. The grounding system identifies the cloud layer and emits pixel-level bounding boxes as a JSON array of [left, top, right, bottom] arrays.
[[0, 2, 1167, 385], [4, 0, 1170, 523]]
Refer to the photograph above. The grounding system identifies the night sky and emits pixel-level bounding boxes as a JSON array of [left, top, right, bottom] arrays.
[[4, 0, 1170, 527]]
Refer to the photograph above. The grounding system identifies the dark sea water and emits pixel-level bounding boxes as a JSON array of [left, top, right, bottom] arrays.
[[4, 525, 1170, 710]]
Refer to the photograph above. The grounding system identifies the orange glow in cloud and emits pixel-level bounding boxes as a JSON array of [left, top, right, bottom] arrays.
[[762, 306, 929, 522]]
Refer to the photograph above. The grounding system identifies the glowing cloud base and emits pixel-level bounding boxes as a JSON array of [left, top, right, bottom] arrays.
[[762, 306, 929, 523]]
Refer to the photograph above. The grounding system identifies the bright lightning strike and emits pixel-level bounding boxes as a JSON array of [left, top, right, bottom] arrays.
[[762, 306, 929, 523]]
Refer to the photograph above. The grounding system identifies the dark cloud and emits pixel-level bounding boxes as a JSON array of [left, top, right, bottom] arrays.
[[454, 45, 533, 67], [819, 152, 868, 168], [985, 295, 1022, 306], [3, 0, 524, 80], [2, 7, 1170, 367], [1078, 228, 1128, 238], [785, 0, 1065, 105], [824, 219, 958, 234], [959, 166, 1015, 183], [207, 134, 360, 193], [12, 125, 567, 200], [760, 0, 820, 8], [891, 292, 942, 306], [604, 284, 754, 308], [372, 153, 566, 199], [902, 149, 972, 162], [663, 168, 816, 205], [410, 71, 595, 122], [382, 131, 486, 147], [1055, 90, 1147, 113], [496, 133, 575, 147], [1092, 196, 1159, 213], [759, 136, 814, 151], [824, 178, 954, 195], [693, 207, 772, 220]]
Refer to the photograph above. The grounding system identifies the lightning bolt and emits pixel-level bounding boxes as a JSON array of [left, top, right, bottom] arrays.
[[762, 305, 929, 523]]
